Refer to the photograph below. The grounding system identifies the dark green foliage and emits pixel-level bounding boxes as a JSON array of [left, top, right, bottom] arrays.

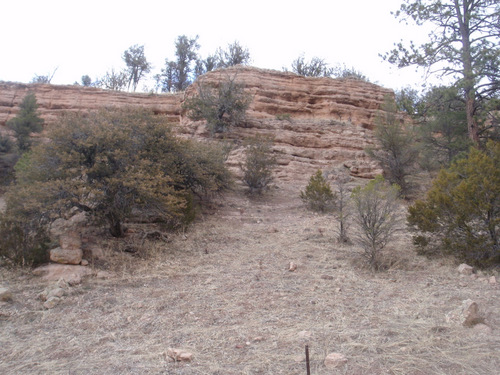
[[183, 74, 251, 134], [352, 176, 401, 270], [385, 0, 500, 144], [0, 133, 18, 185], [242, 136, 277, 194], [408, 141, 500, 267], [81, 75, 92, 86], [6, 93, 44, 152], [1, 108, 232, 252], [367, 97, 419, 196], [0, 217, 50, 267], [300, 170, 336, 213], [419, 86, 471, 169]]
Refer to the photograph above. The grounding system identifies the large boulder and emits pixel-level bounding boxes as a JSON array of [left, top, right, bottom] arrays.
[[50, 247, 83, 265], [33, 264, 92, 285]]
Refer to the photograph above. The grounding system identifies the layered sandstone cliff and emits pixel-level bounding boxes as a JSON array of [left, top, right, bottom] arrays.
[[0, 66, 393, 180]]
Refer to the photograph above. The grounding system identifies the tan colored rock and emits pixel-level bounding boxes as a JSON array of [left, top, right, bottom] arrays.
[[489, 276, 497, 285], [445, 299, 484, 327], [43, 296, 60, 309], [59, 231, 81, 250], [324, 352, 347, 369], [33, 264, 92, 285], [166, 348, 193, 362], [50, 247, 83, 265], [0, 287, 13, 302], [50, 212, 87, 239], [457, 263, 474, 275], [473, 323, 492, 335], [289, 262, 297, 271]]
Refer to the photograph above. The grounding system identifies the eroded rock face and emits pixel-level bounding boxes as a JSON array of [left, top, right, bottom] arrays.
[[0, 66, 393, 181]]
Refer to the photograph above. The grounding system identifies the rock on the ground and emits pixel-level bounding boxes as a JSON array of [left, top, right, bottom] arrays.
[[50, 212, 87, 239], [166, 348, 193, 362], [445, 299, 484, 327], [59, 230, 82, 250], [473, 323, 493, 335], [0, 287, 13, 302], [289, 262, 297, 271], [50, 247, 83, 265], [43, 296, 60, 309], [489, 276, 497, 285], [324, 352, 347, 369], [33, 264, 92, 285], [457, 263, 474, 275]]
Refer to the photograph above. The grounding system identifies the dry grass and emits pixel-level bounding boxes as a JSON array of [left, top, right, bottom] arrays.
[[1, 183, 499, 374]]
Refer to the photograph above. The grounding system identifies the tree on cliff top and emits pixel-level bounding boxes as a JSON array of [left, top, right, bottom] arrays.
[[162, 35, 200, 92], [123, 44, 151, 92], [384, 0, 500, 145]]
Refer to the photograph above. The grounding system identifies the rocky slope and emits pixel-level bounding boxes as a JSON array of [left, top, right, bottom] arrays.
[[0, 66, 394, 180]]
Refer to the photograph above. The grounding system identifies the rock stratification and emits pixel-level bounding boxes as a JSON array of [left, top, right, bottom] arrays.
[[0, 66, 393, 180]]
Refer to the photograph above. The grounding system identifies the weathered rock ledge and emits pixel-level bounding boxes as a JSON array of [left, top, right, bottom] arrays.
[[0, 66, 393, 180]]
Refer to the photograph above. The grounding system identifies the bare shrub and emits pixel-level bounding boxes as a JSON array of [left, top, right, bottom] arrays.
[[351, 176, 401, 270]]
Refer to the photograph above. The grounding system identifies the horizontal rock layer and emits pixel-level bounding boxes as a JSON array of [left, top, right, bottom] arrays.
[[0, 66, 393, 180]]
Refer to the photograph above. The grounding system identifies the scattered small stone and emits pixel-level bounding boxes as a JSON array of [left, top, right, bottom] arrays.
[[489, 276, 497, 285], [457, 263, 474, 275], [289, 262, 297, 272], [324, 352, 348, 369], [0, 287, 13, 302], [445, 299, 484, 327], [321, 275, 334, 280], [81, 259, 89, 266], [96, 270, 114, 279], [335, 287, 342, 293], [298, 330, 312, 339], [473, 323, 492, 335], [43, 296, 60, 309], [48, 287, 65, 299], [166, 348, 193, 362], [253, 336, 264, 342]]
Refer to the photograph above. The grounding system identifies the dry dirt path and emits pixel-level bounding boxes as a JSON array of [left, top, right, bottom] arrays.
[[1, 184, 499, 374]]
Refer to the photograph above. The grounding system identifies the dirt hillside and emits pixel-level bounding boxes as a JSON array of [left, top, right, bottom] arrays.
[[1, 182, 499, 374]]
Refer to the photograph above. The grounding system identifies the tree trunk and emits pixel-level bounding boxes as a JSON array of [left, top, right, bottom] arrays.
[[456, 0, 480, 145], [108, 213, 124, 237]]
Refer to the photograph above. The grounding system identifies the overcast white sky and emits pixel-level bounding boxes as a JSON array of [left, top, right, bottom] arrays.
[[1, 0, 433, 91]]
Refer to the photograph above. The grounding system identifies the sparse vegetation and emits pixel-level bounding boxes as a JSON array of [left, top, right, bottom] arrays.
[[352, 176, 401, 270], [6, 92, 44, 153], [241, 136, 277, 194], [300, 170, 336, 213], [333, 167, 351, 243], [367, 96, 419, 196], [183, 74, 251, 134], [408, 141, 500, 267]]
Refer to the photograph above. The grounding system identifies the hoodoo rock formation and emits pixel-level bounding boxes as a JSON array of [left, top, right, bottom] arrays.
[[0, 66, 393, 180]]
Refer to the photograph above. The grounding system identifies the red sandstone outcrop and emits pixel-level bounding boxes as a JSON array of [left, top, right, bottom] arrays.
[[0, 66, 393, 180], [0, 82, 181, 128]]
